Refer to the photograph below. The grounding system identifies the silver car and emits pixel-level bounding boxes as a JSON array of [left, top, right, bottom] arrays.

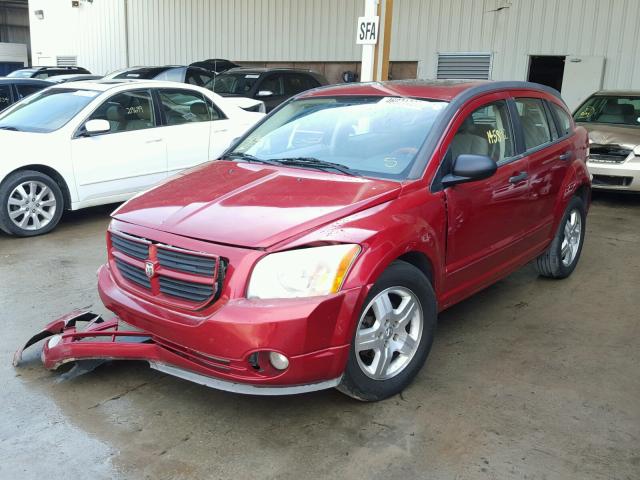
[[574, 91, 640, 192]]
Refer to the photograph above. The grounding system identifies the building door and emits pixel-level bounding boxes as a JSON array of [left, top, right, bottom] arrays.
[[560, 56, 605, 111], [528, 56, 566, 92]]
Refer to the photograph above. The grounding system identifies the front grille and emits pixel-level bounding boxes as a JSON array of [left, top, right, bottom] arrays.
[[111, 233, 149, 259], [110, 231, 225, 307], [589, 145, 632, 164], [159, 277, 214, 302], [157, 247, 216, 276], [592, 174, 633, 187], [114, 258, 151, 288]]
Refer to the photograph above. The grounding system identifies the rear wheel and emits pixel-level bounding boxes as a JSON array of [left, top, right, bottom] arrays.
[[0, 170, 64, 237], [535, 196, 586, 279], [337, 261, 437, 401]]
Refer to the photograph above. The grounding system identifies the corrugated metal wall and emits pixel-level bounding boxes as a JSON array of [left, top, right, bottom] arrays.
[[126, 0, 362, 65], [391, 0, 640, 89], [29, 0, 640, 90]]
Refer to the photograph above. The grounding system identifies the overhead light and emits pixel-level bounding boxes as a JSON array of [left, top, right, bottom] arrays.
[[34, 9, 44, 19]]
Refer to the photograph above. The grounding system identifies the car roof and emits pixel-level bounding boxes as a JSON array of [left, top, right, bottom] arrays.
[[299, 80, 563, 103], [592, 90, 640, 97], [0, 77, 53, 85], [46, 79, 209, 92], [223, 67, 317, 75]]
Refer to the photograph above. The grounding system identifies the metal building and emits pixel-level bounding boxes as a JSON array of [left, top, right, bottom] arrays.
[[27, 0, 640, 109]]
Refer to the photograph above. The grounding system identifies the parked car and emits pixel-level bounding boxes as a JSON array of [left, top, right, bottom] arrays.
[[22, 81, 591, 401], [7, 66, 91, 79], [208, 67, 328, 111], [573, 91, 640, 192], [104, 65, 265, 112], [190, 58, 240, 74], [0, 80, 264, 236], [0, 78, 52, 111], [47, 74, 103, 83]]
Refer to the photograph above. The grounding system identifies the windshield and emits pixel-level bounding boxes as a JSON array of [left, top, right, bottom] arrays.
[[208, 73, 260, 95], [228, 96, 448, 180], [7, 70, 35, 78], [574, 95, 640, 127], [0, 88, 99, 133]]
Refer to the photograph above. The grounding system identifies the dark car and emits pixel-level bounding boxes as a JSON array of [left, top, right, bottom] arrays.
[[189, 58, 240, 74], [0, 78, 52, 111], [208, 67, 328, 111], [104, 65, 215, 87], [47, 74, 103, 84], [7, 66, 91, 79]]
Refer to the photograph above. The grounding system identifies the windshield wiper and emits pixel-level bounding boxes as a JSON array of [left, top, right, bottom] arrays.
[[224, 153, 283, 166], [0, 126, 20, 131], [275, 157, 360, 176]]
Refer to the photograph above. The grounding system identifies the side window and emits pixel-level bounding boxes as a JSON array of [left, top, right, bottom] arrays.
[[450, 100, 514, 164], [88, 90, 155, 133], [16, 84, 46, 99], [284, 74, 315, 95], [551, 102, 572, 137], [259, 75, 284, 96], [514, 98, 552, 150], [185, 67, 215, 87], [205, 98, 225, 121], [158, 89, 210, 125], [0, 85, 11, 109]]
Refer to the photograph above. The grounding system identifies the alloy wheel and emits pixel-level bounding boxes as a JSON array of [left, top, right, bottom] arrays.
[[355, 287, 423, 380], [7, 181, 57, 231], [561, 209, 582, 267]]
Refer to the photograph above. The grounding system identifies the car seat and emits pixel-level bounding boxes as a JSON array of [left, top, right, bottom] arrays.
[[105, 105, 127, 132], [451, 116, 489, 160], [190, 102, 210, 122], [598, 100, 627, 124], [126, 102, 154, 130]]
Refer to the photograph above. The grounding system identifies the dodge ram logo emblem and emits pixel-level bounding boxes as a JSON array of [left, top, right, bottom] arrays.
[[145, 261, 155, 279]]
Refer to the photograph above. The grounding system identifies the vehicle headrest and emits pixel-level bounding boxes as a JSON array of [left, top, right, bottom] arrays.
[[620, 103, 635, 116], [106, 105, 126, 122], [190, 102, 208, 116], [603, 101, 623, 115]]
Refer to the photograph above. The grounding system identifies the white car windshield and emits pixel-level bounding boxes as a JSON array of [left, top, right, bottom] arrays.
[[228, 96, 448, 179], [0, 88, 99, 133]]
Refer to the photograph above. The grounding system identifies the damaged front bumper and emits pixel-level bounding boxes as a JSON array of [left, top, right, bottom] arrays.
[[14, 309, 342, 395]]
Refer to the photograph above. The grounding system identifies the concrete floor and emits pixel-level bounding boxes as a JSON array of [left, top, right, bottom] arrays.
[[0, 192, 638, 480]]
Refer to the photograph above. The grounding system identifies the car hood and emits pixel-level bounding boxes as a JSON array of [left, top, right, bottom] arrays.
[[112, 160, 402, 248], [578, 122, 640, 149]]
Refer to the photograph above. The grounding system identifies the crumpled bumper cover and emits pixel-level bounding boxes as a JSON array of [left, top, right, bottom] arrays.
[[14, 309, 345, 395]]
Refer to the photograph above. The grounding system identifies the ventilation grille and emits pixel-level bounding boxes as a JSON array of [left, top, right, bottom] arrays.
[[56, 56, 78, 67], [437, 53, 492, 80]]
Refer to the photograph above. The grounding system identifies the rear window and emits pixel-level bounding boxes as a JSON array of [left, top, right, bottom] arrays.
[[574, 95, 640, 127]]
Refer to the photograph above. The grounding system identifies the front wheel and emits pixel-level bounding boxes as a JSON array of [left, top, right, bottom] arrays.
[[0, 170, 64, 237], [535, 196, 586, 279], [337, 261, 437, 401]]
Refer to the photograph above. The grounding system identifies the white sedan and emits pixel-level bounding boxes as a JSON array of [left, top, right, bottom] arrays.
[[0, 80, 264, 236]]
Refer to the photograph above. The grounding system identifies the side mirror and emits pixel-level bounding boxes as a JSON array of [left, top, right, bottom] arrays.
[[84, 119, 111, 136], [441, 154, 497, 187], [256, 90, 274, 98]]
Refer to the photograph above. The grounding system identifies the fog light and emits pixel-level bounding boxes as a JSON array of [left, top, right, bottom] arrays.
[[268, 351, 289, 370], [47, 334, 62, 349]]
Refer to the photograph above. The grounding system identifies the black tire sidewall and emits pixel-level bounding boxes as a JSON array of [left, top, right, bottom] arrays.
[[339, 261, 437, 401], [551, 197, 586, 278], [0, 171, 64, 237]]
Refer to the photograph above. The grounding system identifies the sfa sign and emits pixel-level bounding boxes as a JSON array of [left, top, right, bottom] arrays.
[[356, 16, 379, 45]]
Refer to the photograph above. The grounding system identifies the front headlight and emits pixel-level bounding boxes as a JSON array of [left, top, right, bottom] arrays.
[[247, 244, 360, 299]]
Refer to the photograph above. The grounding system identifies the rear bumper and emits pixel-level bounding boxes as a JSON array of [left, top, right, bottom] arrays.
[[96, 263, 362, 389], [587, 157, 640, 191]]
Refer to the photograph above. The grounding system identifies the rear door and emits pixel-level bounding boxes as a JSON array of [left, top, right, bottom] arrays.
[[515, 95, 574, 241], [441, 93, 532, 301], [71, 89, 167, 202], [155, 87, 212, 175]]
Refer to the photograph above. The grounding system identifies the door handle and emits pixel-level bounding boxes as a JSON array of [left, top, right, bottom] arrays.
[[559, 151, 572, 161], [146, 138, 162, 143], [508, 171, 528, 184]]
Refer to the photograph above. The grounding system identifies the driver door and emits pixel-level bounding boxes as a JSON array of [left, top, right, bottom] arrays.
[[71, 89, 167, 203], [441, 94, 532, 304]]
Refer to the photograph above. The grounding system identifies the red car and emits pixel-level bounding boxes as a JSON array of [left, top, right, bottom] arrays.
[[18, 80, 590, 401]]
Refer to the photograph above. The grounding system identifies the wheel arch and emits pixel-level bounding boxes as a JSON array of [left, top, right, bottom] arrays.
[[5, 165, 72, 210]]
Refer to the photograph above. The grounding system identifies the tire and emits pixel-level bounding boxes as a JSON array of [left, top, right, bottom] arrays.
[[0, 170, 64, 237], [337, 260, 437, 401], [535, 196, 586, 279]]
